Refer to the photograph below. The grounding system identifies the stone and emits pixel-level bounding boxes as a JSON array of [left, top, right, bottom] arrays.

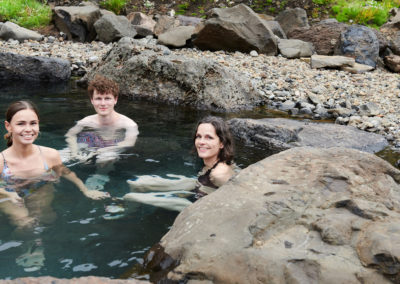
[[153, 15, 180, 36], [177, 15, 204, 27], [384, 54, 400, 72], [341, 62, 375, 73], [0, 52, 70, 82], [147, 147, 400, 283], [85, 37, 262, 111], [53, 5, 101, 42], [0, 21, 43, 42], [275, 7, 309, 35], [94, 14, 137, 43], [127, 12, 156, 37], [379, 22, 400, 56], [158, 26, 195, 47], [358, 102, 382, 116], [335, 25, 380, 68], [250, 50, 258, 57], [262, 20, 286, 39], [288, 21, 348, 55], [193, 4, 277, 55], [311, 55, 355, 69], [228, 118, 388, 153], [278, 39, 314, 58]]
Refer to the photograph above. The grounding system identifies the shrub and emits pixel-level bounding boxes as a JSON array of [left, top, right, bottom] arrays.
[[332, 0, 400, 27], [0, 0, 51, 28], [99, 0, 128, 15]]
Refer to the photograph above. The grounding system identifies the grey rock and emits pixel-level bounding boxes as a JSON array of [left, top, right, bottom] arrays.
[[336, 25, 379, 68], [359, 102, 382, 116], [299, 107, 313, 115], [94, 14, 137, 43], [127, 12, 156, 37], [278, 39, 314, 58], [311, 55, 355, 69], [151, 147, 399, 284], [85, 37, 262, 111], [228, 118, 388, 153], [154, 15, 180, 37], [193, 4, 277, 55], [384, 54, 400, 72], [341, 62, 375, 73], [177, 15, 204, 27], [158, 26, 195, 47], [275, 7, 309, 35], [279, 100, 296, 111], [0, 52, 70, 82], [379, 22, 400, 56], [250, 50, 258, 57], [53, 5, 101, 42], [288, 21, 348, 55], [262, 20, 286, 39], [0, 21, 43, 42], [47, 36, 56, 43]]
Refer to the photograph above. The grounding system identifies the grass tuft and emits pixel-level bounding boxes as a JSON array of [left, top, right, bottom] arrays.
[[0, 0, 52, 28]]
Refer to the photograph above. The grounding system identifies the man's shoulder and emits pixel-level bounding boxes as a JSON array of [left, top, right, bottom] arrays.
[[78, 115, 97, 126], [118, 114, 138, 128]]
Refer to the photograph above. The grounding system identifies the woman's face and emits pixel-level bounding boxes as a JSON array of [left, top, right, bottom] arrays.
[[195, 123, 223, 162], [5, 109, 39, 146]]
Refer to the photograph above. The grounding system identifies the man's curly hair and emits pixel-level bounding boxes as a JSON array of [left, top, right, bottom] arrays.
[[88, 75, 119, 99]]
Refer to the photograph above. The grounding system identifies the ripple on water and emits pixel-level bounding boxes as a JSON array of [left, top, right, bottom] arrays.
[[72, 263, 98, 272], [0, 241, 22, 252]]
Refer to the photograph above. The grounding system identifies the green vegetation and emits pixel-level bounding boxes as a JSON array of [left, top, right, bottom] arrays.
[[99, 0, 128, 15], [331, 0, 400, 27], [0, 0, 51, 28], [176, 2, 189, 15]]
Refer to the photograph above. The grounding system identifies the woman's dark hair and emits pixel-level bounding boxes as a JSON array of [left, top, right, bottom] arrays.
[[4, 100, 39, 147], [193, 116, 234, 165]]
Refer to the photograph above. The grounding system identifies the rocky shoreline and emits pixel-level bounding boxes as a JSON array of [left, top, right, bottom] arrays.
[[1, 36, 400, 146]]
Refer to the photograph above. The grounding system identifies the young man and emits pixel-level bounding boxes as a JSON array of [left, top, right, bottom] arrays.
[[64, 75, 139, 189]]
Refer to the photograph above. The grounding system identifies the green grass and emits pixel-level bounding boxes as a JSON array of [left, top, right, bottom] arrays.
[[99, 0, 128, 15], [0, 0, 51, 28], [331, 0, 400, 27]]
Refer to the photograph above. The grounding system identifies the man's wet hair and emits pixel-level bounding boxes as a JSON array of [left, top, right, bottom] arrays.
[[88, 75, 119, 99]]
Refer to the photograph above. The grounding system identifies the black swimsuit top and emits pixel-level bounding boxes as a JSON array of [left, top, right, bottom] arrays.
[[197, 161, 220, 189], [193, 161, 220, 199]]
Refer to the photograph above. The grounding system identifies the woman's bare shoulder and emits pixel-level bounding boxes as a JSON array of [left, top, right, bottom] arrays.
[[40, 146, 62, 166], [210, 162, 234, 187]]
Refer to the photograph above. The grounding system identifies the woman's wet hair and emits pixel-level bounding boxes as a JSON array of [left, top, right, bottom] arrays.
[[4, 100, 39, 147], [193, 116, 234, 165], [88, 74, 119, 99]]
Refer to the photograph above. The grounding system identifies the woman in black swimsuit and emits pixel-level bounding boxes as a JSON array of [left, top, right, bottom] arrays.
[[193, 116, 235, 199]]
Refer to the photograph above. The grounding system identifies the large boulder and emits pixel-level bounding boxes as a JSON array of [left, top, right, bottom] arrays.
[[85, 37, 262, 111], [275, 7, 309, 35], [149, 147, 400, 283], [0, 52, 70, 82], [53, 5, 101, 42], [193, 4, 277, 55], [0, 21, 43, 42], [335, 25, 379, 68], [262, 20, 286, 39], [288, 20, 348, 55], [228, 118, 388, 154], [94, 13, 137, 43]]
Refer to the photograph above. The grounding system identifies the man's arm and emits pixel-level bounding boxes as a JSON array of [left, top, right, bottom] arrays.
[[65, 121, 85, 157]]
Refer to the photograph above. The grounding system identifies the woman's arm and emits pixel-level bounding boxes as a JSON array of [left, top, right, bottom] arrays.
[[45, 147, 109, 200]]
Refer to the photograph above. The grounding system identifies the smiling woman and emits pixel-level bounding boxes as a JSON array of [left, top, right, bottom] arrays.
[[0, 101, 109, 227]]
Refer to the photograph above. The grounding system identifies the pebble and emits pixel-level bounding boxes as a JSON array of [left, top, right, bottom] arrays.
[[2, 37, 400, 144]]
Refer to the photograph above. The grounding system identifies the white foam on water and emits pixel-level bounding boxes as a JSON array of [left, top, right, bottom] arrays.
[[0, 241, 22, 252], [107, 260, 122, 267], [72, 263, 98, 272]]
